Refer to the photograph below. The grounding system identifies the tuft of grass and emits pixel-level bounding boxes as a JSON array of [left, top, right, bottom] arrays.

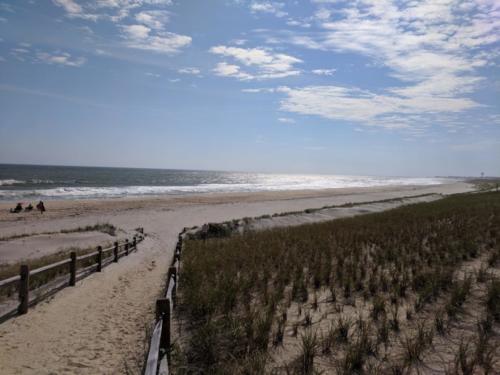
[[446, 276, 473, 319], [371, 296, 386, 321], [335, 315, 352, 344], [486, 279, 500, 322], [299, 329, 318, 375], [435, 310, 447, 335], [321, 324, 336, 355], [401, 322, 434, 366]]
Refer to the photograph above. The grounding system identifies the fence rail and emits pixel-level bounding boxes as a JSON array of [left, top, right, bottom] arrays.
[[144, 231, 185, 375], [0, 229, 145, 323]]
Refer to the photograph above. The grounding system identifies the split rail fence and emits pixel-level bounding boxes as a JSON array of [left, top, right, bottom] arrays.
[[0, 229, 145, 323], [144, 231, 184, 375]]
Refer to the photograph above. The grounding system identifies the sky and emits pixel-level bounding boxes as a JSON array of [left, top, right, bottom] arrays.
[[0, 0, 499, 177]]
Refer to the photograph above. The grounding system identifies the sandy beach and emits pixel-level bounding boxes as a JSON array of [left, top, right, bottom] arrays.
[[0, 182, 474, 374]]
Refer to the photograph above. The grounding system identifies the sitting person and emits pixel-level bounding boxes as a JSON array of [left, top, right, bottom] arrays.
[[36, 200, 46, 214], [25, 203, 33, 212], [10, 203, 23, 213]]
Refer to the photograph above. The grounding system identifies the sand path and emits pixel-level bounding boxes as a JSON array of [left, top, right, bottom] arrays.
[[0, 183, 473, 374]]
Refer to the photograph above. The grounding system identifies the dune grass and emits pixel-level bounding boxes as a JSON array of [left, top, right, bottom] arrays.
[[174, 191, 500, 374], [0, 222, 117, 242]]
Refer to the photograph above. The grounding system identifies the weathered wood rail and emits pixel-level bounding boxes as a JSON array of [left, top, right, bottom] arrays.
[[144, 231, 184, 375], [0, 229, 145, 323]]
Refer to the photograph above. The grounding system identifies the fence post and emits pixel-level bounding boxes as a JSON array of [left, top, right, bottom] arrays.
[[133, 236, 137, 250], [69, 252, 77, 286], [125, 239, 129, 256], [169, 266, 177, 307], [156, 298, 171, 362], [97, 246, 102, 272], [114, 242, 119, 262], [18, 265, 29, 315]]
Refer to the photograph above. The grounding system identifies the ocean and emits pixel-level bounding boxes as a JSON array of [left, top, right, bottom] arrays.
[[0, 164, 455, 201]]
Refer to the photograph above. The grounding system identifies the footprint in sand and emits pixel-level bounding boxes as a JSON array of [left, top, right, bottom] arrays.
[[147, 260, 156, 271]]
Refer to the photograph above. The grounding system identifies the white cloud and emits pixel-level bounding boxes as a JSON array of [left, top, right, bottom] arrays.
[[314, 8, 330, 21], [36, 51, 87, 67], [210, 45, 302, 80], [231, 39, 247, 46], [275, 0, 500, 132], [96, 0, 172, 6], [122, 24, 150, 39], [286, 19, 311, 28], [312, 68, 335, 76], [242, 87, 276, 93], [52, 0, 82, 15], [213, 62, 254, 80], [278, 117, 295, 123], [145, 72, 160, 77], [52, 0, 99, 20], [121, 24, 191, 54], [95, 48, 110, 55], [51, 0, 189, 55], [178, 67, 201, 75], [278, 85, 478, 130], [11, 48, 29, 54], [135, 10, 170, 30], [250, 2, 287, 18]]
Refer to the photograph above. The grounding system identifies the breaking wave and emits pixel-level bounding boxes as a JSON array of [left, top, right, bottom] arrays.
[[0, 175, 452, 200]]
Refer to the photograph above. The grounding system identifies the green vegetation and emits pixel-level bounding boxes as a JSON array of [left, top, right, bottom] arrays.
[[175, 192, 500, 374], [469, 178, 500, 192]]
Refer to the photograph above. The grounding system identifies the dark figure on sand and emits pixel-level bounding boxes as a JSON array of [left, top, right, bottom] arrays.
[[10, 203, 23, 213], [36, 201, 46, 214], [25, 204, 33, 212]]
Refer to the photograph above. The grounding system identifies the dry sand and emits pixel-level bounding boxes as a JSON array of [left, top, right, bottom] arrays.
[[0, 231, 121, 264], [0, 182, 474, 374]]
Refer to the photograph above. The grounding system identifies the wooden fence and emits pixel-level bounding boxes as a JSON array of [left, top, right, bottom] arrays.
[[0, 229, 145, 323], [144, 231, 184, 375]]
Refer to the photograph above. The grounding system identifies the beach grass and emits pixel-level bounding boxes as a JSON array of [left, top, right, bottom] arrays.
[[174, 191, 500, 374], [0, 222, 117, 242]]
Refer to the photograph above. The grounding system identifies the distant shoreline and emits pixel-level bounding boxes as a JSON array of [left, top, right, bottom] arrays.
[[0, 181, 470, 207]]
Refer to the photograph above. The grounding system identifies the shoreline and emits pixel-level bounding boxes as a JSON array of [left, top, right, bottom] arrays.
[[0, 182, 471, 223]]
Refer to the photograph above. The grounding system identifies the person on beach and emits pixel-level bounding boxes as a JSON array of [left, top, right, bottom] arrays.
[[36, 200, 46, 214], [25, 203, 33, 212], [10, 203, 23, 213]]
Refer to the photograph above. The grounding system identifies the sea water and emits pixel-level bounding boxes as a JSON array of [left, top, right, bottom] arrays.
[[0, 164, 455, 201]]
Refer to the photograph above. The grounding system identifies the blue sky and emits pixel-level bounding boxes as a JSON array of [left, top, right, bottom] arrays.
[[0, 0, 499, 177]]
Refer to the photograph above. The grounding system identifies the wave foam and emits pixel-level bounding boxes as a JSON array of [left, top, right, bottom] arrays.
[[0, 176, 452, 200], [0, 179, 25, 186]]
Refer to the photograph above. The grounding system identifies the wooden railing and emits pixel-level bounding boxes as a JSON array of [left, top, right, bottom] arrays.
[[144, 231, 184, 375], [0, 229, 145, 323]]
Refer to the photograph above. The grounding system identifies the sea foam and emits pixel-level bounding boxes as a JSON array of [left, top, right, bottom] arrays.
[[0, 175, 453, 200]]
